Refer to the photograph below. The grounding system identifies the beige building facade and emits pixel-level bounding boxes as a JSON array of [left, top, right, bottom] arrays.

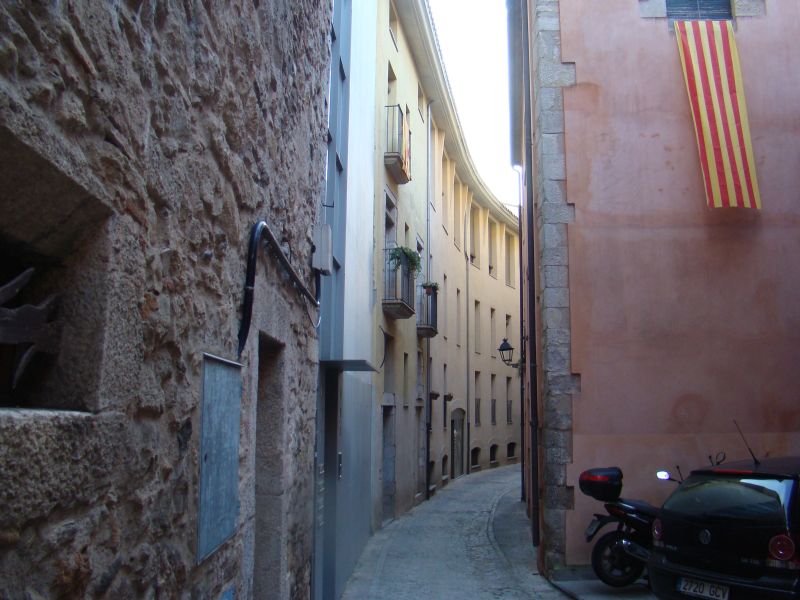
[[372, 0, 522, 528]]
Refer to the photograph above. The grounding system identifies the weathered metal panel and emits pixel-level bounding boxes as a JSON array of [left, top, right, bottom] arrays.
[[198, 354, 243, 562], [220, 587, 235, 600]]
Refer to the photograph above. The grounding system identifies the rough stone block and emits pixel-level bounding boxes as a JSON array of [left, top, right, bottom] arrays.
[[542, 179, 566, 204], [536, 87, 563, 112], [544, 485, 574, 510], [546, 373, 581, 395], [537, 109, 565, 134], [538, 63, 576, 88], [543, 327, 570, 346], [535, 15, 561, 32], [735, 0, 766, 17], [639, 0, 667, 18], [543, 307, 570, 330], [543, 460, 567, 485], [0, 410, 131, 530], [541, 203, 574, 224], [541, 246, 568, 266], [541, 133, 565, 157], [544, 394, 572, 431], [541, 154, 566, 181], [542, 287, 569, 308], [543, 265, 568, 288], [536, 30, 562, 63], [542, 223, 567, 248]]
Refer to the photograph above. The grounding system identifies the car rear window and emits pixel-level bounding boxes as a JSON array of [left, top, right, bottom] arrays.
[[663, 474, 794, 524]]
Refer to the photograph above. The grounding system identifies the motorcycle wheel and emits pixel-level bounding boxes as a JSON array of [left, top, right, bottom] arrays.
[[590, 530, 645, 587]]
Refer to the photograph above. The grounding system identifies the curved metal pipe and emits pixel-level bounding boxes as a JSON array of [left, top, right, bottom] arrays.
[[237, 220, 320, 358]]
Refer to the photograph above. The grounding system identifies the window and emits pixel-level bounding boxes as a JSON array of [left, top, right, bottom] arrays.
[[442, 274, 448, 338], [384, 190, 397, 246], [471, 447, 481, 468], [442, 363, 448, 429], [490, 308, 496, 357], [666, 0, 732, 19], [403, 352, 408, 405], [454, 178, 463, 248], [469, 205, 480, 266], [507, 442, 517, 459], [389, 1, 399, 48], [488, 220, 498, 277], [490, 374, 497, 425], [490, 444, 498, 464], [505, 232, 515, 287], [474, 371, 481, 426], [456, 288, 461, 346], [474, 300, 481, 354], [506, 377, 513, 424], [442, 155, 451, 232]]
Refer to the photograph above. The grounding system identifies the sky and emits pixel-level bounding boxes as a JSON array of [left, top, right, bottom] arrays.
[[427, 0, 520, 213]]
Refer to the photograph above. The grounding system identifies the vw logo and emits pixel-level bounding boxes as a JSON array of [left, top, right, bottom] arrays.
[[699, 529, 712, 545]]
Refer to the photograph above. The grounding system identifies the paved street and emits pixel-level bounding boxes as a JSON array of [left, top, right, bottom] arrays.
[[341, 465, 567, 600]]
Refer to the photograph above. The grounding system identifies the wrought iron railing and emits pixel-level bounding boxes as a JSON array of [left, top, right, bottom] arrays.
[[385, 104, 411, 181], [384, 246, 415, 312], [416, 285, 438, 336]]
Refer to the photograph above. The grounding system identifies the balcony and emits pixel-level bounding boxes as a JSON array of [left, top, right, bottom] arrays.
[[383, 246, 416, 319], [384, 104, 411, 184], [416, 283, 438, 338]]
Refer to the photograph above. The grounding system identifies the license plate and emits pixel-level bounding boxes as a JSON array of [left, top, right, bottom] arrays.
[[584, 518, 602, 539], [678, 577, 730, 600]]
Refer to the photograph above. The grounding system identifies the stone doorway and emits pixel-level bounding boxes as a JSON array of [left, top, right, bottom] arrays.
[[381, 405, 396, 524], [450, 408, 465, 479]]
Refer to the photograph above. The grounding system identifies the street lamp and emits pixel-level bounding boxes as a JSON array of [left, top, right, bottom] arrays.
[[498, 338, 515, 366]]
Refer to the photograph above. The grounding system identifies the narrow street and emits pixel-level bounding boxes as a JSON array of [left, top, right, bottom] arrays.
[[341, 465, 567, 600]]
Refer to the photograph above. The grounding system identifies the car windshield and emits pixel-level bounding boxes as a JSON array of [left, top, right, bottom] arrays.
[[663, 474, 794, 525]]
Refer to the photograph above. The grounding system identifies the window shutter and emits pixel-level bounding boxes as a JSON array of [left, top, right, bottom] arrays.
[[666, 0, 732, 19]]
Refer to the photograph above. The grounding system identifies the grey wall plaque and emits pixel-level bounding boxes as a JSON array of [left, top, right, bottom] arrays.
[[198, 353, 243, 562]]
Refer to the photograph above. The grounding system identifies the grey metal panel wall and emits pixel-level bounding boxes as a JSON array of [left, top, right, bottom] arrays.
[[334, 374, 374, 599], [198, 355, 242, 561]]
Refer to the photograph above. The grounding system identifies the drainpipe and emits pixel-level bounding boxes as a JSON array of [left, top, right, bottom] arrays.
[[521, 0, 540, 547], [464, 197, 471, 475], [425, 100, 434, 500], [516, 168, 526, 503]]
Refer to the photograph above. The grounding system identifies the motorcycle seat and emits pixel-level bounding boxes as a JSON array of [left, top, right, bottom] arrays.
[[618, 498, 659, 518]]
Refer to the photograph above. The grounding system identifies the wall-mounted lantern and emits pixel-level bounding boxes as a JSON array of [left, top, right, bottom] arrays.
[[498, 338, 515, 367]]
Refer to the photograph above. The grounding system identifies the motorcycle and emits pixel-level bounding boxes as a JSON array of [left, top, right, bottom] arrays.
[[578, 467, 659, 587]]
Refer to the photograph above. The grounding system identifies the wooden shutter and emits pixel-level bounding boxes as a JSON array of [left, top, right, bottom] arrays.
[[667, 0, 733, 19]]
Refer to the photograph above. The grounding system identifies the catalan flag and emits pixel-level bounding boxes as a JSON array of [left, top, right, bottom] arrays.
[[675, 20, 760, 209]]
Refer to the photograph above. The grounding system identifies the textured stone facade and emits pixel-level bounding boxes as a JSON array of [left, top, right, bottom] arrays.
[[0, 2, 330, 598], [529, 0, 578, 574]]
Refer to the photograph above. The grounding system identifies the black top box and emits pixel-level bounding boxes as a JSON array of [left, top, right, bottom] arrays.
[[579, 467, 623, 502]]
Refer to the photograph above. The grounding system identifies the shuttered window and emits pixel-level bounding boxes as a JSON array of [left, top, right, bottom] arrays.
[[667, 0, 733, 19]]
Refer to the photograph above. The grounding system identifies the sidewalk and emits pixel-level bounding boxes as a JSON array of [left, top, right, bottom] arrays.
[[341, 464, 657, 599]]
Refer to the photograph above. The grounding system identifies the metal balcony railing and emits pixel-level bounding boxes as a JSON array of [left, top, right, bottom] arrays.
[[383, 247, 415, 319], [384, 104, 411, 184], [416, 285, 438, 338]]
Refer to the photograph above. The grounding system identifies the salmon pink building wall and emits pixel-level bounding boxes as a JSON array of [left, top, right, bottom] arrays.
[[558, 0, 800, 565]]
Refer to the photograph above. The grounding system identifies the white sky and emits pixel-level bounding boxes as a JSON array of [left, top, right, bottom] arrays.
[[427, 0, 520, 212]]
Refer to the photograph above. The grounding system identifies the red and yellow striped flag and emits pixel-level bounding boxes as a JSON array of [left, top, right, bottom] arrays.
[[675, 20, 760, 209]]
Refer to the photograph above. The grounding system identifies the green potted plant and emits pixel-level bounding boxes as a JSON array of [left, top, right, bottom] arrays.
[[421, 281, 439, 295], [388, 246, 421, 275]]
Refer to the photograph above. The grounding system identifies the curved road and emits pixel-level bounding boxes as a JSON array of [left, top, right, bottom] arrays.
[[341, 465, 568, 599]]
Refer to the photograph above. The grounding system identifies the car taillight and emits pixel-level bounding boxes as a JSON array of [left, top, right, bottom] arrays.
[[769, 534, 796, 561], [652, 518, 663, 541]]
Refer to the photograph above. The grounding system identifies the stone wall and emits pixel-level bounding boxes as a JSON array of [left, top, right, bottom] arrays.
[[0, 1, 330, 598], [529, 0, 579, 574]]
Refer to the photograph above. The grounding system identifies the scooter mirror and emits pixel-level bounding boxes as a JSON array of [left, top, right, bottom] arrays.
[[656, 470, 671, 480]]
